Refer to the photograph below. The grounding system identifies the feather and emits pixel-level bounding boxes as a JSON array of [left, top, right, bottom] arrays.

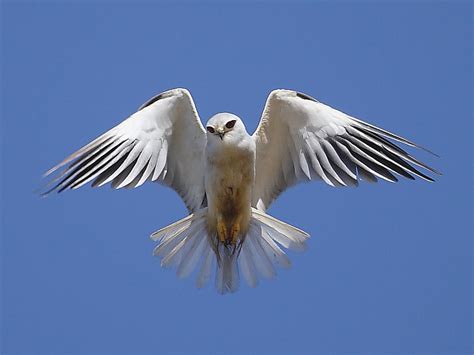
[[152, 140, 168, 181], [298, 148, 312, 180], [321, 139, 357, 180], [304, 139, 334, 186], [196, 247, 214, 289], [350, 125, 440, 174], [216, 244, 239, 294], [252, 209, 309, 243], [176, 228, 207, 279], [311, 138, 346, 185], [246, 225, 276, 279], [334, 139, 397, 182], [239, 238, 258, 287], [95, 141, 146, 187], [46, 139, 126, 193], [349, 118, 438, 156], [259, 227, 291, 268], [44, 133, 116, 177], [73, 142, 135, 189], [345, 134, 416, 179], [43, 137, 120, 192], [134, 149, 160, 187], [111, 158, 138, 189], [116, 144, 154, 188]]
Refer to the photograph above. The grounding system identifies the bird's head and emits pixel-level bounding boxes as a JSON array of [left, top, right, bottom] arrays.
[[205, 113, 247, 144]]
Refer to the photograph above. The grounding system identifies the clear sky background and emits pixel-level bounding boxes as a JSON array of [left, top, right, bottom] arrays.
[[1, 1, 472, 354]]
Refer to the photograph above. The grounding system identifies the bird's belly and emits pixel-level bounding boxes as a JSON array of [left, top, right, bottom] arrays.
[[214, 177, 250, 225], [205, 149, 254, 246]]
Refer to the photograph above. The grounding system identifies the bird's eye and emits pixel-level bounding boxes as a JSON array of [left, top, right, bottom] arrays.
[[225, 120, 236, 129], [206, 126, 215, 134]]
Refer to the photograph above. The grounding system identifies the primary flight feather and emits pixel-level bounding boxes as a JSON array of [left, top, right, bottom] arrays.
[[43, 88, 439, 294]]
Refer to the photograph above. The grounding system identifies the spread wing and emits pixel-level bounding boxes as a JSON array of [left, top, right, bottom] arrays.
[[42, 88, 207, 212], [252, 89, 440, 211]]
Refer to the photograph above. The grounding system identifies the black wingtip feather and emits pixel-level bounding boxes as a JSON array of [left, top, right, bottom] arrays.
[[349, 125, 442, 176], [296, 92, 319, 102], [354, 122, 440, 158]]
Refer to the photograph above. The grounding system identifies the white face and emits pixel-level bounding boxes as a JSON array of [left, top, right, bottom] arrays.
[[205, 113, 248, 145]]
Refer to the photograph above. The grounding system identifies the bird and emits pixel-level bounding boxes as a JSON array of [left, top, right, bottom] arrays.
[[42, 88, 440, 294]]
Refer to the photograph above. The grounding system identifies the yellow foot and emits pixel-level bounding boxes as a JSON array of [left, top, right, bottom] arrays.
[[217, 216, 227, 243], [231, 222, 241, 245]]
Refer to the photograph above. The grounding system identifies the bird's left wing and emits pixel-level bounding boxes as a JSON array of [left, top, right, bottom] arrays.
[[42, 88, 207, 212], [252, 89, 440, 211]]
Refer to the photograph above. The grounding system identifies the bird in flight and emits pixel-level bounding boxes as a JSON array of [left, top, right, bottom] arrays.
[[43, 88, 439, 294]]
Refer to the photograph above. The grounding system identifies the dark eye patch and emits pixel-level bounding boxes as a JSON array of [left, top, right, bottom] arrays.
[[225, 120, 236, 129], [206, 126, 215, 134]]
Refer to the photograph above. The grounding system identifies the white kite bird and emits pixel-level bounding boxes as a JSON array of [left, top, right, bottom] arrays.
[[43, 88, 439, 293]]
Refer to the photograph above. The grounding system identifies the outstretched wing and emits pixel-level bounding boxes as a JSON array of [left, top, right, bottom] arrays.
[[252, 89, 440, 211], [43, 88, 207, 212]]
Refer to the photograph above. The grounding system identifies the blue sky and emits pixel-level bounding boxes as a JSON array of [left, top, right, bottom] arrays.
[[1, 2, 472, 354]]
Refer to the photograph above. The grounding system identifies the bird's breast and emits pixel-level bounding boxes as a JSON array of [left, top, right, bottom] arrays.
[[205, 141, 255, 246]]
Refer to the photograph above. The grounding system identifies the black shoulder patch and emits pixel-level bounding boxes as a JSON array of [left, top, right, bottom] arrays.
[[296, 92, 319, 102], [138, 93, 165, 111]]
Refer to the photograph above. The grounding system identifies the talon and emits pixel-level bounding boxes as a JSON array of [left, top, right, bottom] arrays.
[[217, 216, 227, 243], [231, 223, 240, 244]]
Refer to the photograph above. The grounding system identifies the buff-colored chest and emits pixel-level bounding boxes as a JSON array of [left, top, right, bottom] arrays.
[[205, 141, 255, 246]]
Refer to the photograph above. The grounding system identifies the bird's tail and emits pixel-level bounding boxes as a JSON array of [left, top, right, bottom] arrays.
[[150, 207, 310, 294]]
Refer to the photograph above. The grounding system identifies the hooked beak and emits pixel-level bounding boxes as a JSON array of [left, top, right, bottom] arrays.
[[216, 129, 225, 140]]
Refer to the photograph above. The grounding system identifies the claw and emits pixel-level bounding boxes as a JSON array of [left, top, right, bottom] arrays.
[[231, 223, 240, 245]]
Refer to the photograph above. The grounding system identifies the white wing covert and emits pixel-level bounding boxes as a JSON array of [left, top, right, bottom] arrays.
[[43, 88, 207, 212], [252, 90, 440, 211]]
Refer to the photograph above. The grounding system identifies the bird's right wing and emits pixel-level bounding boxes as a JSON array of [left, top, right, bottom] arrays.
[[42, 88, 207, 212]]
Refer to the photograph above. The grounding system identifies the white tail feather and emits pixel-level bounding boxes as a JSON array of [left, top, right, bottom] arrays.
[[216, 244, 239, 294], [240, 240, 258, 288], [177, 229, 208, 279], [196, 248, 214, 289], [245, 223, 276, 279], [150, 207, 310, 294]]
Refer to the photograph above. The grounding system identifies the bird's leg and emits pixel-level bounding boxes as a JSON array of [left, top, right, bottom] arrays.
[[231, 215, 242, 245], [216, 214, 228, 244]]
